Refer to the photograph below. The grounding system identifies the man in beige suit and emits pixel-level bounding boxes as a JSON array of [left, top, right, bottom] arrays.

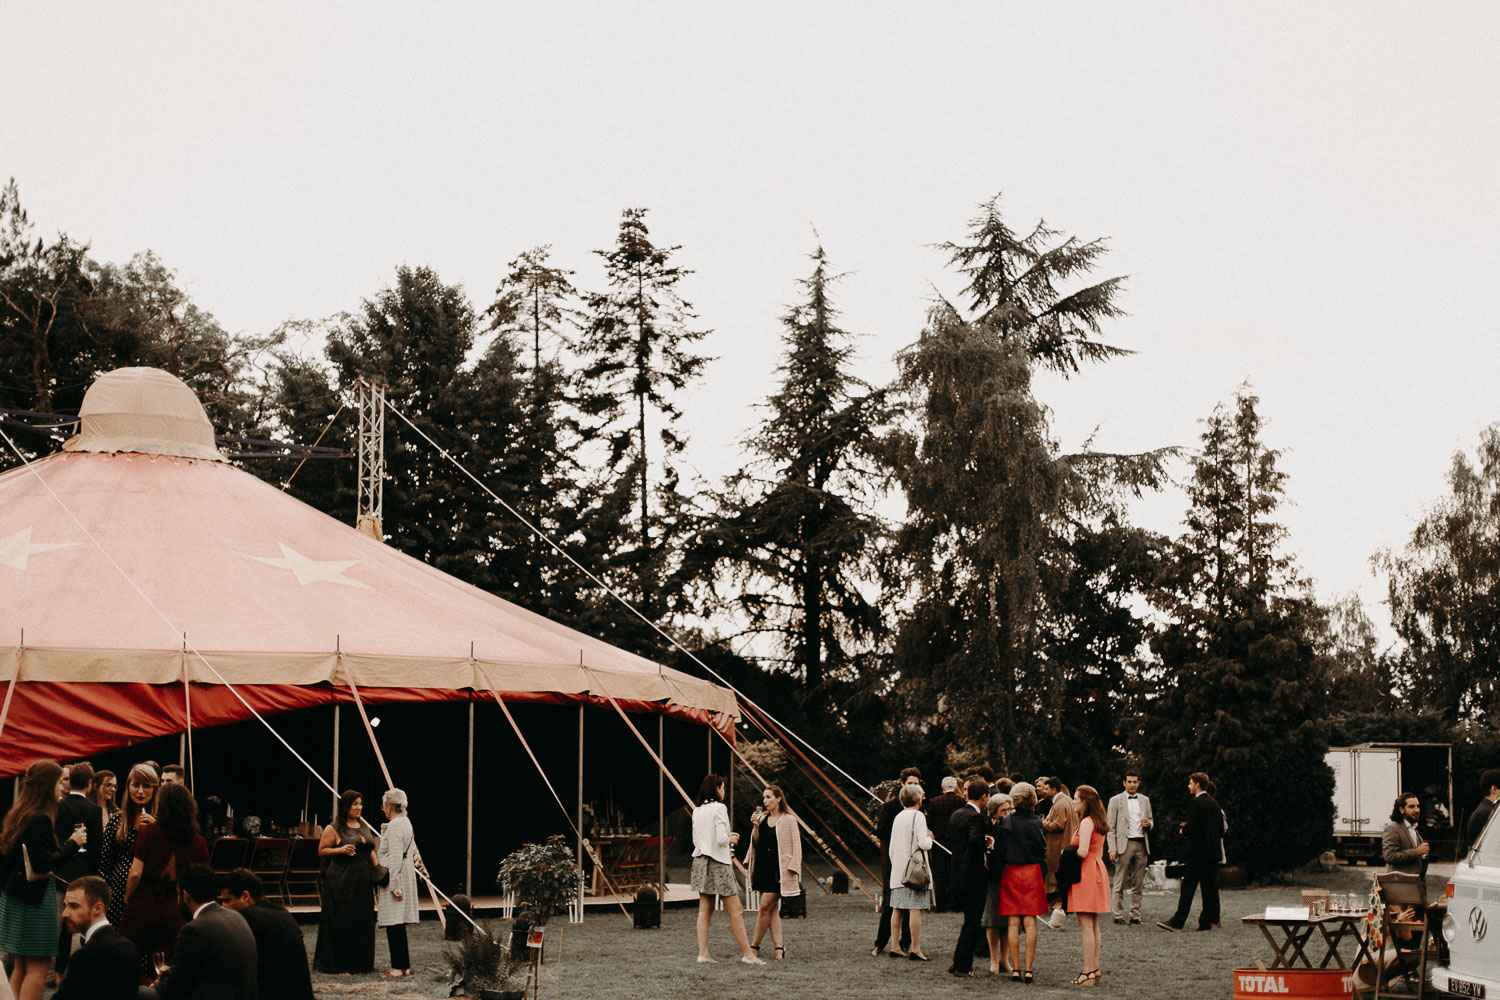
[[1105, 771, 1153, 924], [1040, 777, 1078, 930]]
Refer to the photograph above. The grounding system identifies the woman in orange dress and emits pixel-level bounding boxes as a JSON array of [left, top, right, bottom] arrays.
[[1066, 784, 1111, 987]]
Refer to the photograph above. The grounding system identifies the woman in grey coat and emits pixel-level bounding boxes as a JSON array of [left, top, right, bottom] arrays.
[[376, 788, 421, 978]]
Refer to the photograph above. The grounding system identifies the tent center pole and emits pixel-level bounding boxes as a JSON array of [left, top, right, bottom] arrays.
[[466, 698, 474, 894]]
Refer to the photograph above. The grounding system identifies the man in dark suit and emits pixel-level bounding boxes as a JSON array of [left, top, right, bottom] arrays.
[[145, 865, 257, 1000], [1158, 771, 1224, 933], [947, 779, 992, 977], [218, 868, 314, 1000], [55, 761, 104, 974], [926, 777, 966, 912], [1382, 792, 1430, 877], [56, 876, 139, 1000]]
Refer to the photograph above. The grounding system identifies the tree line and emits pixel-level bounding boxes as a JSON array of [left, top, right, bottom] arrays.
[[4, 179, 1497, 875]]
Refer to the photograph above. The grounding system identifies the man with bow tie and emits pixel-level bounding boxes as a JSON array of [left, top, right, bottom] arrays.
[[1105, 771, 1153, 925], [1381, 793, 1430, 878]]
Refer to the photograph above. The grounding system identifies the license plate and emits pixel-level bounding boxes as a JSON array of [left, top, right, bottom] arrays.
[[1450, 977, 1486, 998]]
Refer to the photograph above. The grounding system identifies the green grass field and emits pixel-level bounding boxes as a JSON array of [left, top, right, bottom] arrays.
[[303, 862, 1445, 998]]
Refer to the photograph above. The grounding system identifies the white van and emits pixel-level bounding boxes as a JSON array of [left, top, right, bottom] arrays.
[[1434, 808, 1500, 998]]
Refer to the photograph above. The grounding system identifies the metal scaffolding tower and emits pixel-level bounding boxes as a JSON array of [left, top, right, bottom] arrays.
[[355, 381, 385, 541]]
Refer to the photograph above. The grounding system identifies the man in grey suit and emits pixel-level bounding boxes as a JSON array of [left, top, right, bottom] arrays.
[[1106, 770, 1153, 924], [1381, 792, 1430, 878]]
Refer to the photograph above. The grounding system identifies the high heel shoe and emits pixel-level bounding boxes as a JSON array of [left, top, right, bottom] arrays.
[[1011, 970, 1023, 983], [1077, 970, 1100, 987], [1023, 970, 1035, 984], [775, 947, 786, 960]]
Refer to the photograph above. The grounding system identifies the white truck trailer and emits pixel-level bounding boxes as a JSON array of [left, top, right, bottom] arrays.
[[1327, 742, 1453, 863]]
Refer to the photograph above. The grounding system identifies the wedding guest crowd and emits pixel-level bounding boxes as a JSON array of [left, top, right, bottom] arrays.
[[0, 758, 415, 997]]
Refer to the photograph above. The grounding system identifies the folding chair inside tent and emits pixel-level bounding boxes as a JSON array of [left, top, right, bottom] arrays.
[[249, 837, 292, 905], [208, 837, 249, 874], [283, 837, 322, 907]]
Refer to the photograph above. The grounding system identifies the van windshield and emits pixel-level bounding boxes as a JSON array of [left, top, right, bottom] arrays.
[[1473, 807, 1500, 866]]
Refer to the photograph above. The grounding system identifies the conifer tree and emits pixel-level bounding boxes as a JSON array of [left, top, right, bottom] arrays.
[[578, 208, 709, 622], [1377, 423, 1500, 723], [886, 196, 1166, 771], [1141, 387, 1333, 877], [685, 245, 887, 692]]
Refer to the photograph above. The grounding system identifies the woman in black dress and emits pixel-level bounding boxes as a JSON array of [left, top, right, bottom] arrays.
[[101, 764, 158, 926], [746, 785, 801, 960], [313, 789, 378, 973]]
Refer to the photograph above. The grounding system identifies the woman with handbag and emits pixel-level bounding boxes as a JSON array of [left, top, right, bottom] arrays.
[[997, 782, 1048, 983], [0, 760, 86, 1000], [376, 788, 420, 979], [1066, 785, 1111, 987], [746, 784, 802, 960], [313, 790, 378, 973], [691, 773, 764, 965], [887, 781, 933, 961]]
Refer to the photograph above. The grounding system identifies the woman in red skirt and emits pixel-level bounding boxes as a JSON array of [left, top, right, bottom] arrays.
[[1067, 785, 1111, 987], [996, 782, 1048, 983]]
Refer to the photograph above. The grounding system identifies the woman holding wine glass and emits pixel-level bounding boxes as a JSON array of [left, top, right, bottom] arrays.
[[745, 785, 801, 960]]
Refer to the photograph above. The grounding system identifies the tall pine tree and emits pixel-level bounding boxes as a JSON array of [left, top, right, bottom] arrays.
[[578, 208, 709, 625], [886, 196, 1166, 771], [684, 245, 888, 694], [1141, 387, 1333, 877]]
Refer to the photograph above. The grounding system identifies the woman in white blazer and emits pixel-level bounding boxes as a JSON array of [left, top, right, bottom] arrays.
[[376, 788, 420, 979], [886, 782, 933, 961], [690, 774, 764, 965]]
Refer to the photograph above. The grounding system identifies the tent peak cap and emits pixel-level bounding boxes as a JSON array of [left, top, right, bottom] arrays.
[[62, 367, 226, 462]]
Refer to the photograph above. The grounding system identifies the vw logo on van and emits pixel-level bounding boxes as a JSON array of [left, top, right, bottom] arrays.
[[1470, 907, 1487, 942]]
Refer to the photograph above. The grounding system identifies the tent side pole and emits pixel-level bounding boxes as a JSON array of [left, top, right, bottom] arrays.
[[657, 713, 665, 900], [331, 703, 340, 817], [576, 704, 584, 877], [466, 698, 474, 893]]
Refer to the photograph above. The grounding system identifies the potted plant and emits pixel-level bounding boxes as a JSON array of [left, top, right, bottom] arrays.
[[442, 921, 527, 1000], [494, 834, 582, 926]]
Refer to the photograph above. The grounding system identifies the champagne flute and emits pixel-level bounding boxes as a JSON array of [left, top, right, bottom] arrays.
[[152, 951, 167, 977]]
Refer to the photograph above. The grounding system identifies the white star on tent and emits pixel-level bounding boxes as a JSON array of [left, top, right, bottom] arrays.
[[0, 527, 77, 570], [247, 543, 371, 589]]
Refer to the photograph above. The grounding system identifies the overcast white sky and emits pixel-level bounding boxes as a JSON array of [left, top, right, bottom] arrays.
[[5, 3, 1498, 646]]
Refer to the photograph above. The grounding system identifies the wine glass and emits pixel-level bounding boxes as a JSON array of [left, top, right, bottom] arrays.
[[152, 951, 167, 977], [73, 823, 86, 854]]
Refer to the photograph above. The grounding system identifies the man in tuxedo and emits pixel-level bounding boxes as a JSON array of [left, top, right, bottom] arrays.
[[871, 769, 921, 956], [218, 868, 313, 1000], [1159, 771, 1224, 932], [55, 876, 139, 1000], [1105, 770, 1153, 925], [1382, 793, 1430, 877], [926, 777, 965, 912], [947, 780, 992, 977], [145, 865, 257, 1000], [55, 761, 103, 975]]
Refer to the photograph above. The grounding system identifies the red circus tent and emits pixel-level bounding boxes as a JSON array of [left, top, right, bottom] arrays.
[[0, 367, 738, 777]]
